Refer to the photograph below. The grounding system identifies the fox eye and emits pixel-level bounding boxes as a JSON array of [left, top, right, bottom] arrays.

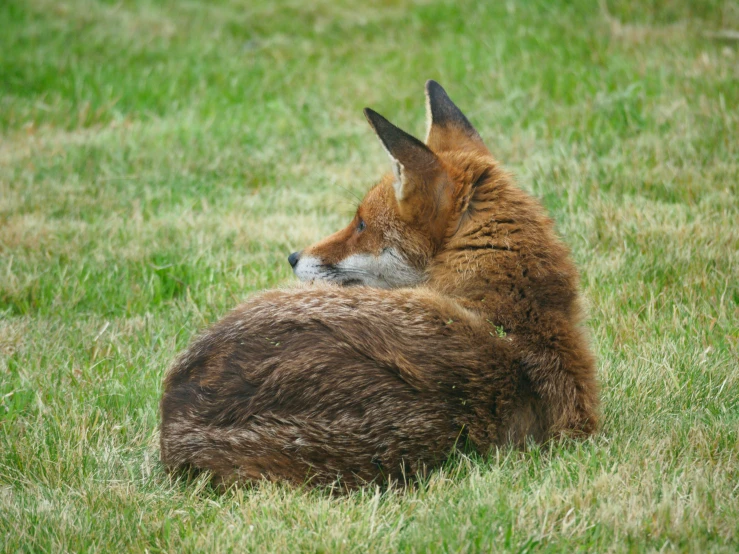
[[357, 219, 366, 233]]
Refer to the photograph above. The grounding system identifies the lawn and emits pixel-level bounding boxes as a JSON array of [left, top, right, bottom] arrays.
[[1, 0, 738, 551]]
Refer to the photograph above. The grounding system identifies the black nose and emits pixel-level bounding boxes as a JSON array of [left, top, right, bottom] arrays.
[[288, 251, 301, 268]]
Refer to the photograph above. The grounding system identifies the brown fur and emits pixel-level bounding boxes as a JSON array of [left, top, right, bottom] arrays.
[[160, 81, 599, 489]]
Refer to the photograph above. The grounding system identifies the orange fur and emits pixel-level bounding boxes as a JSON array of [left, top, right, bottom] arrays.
[[160, 81, 599, 489]]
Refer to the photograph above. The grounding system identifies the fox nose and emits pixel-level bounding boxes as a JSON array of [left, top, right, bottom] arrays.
[[288, 251, 301, 268]]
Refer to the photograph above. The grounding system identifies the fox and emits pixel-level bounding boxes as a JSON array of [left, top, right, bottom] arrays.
[[159, 81, 599, 489]]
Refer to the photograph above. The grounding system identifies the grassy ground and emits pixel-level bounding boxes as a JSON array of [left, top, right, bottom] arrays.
[[1, 0, 738, 551]]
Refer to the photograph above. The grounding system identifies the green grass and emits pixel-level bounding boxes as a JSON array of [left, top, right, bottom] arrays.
[[1, 0, 738, 551]]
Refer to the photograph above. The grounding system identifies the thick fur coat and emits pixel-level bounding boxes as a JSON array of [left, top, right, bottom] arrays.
[[160, 81, 599, 488]]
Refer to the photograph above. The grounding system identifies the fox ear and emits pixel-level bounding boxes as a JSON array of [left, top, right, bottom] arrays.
[[424, 80, 487, 153], [363, 108, 443, 203]]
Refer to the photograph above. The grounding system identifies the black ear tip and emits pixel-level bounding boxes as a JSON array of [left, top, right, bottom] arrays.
[[363, 107, 390, 130], [363, 107, 376, 128], [425, 79, 446, 97]]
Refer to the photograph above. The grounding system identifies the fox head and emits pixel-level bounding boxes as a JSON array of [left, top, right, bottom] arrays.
[[289, 80, 490, 288]]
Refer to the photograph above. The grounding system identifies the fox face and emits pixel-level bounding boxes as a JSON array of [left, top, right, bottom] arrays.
[[290, 179, 429, 288], [290, 82, 488, 289]]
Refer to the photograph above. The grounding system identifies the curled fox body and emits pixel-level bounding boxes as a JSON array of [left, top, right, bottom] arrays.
[[160, 81, 599, 488]]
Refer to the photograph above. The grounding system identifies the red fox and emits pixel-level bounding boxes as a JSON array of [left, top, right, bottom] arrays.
[[160, 81, 599, 488]]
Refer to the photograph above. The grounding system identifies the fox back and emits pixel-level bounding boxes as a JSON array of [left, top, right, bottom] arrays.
[[160, 81, 599, 489]]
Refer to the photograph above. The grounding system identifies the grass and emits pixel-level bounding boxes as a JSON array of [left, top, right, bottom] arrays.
[[1, 0, 738, 551]]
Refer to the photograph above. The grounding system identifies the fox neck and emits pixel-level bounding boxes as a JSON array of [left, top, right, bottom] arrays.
[[427, 160, 581, 331]]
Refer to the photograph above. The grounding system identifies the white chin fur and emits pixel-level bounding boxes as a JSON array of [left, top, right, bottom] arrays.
[[292, 249, 424, 289], [292, 255, 325, 282]]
